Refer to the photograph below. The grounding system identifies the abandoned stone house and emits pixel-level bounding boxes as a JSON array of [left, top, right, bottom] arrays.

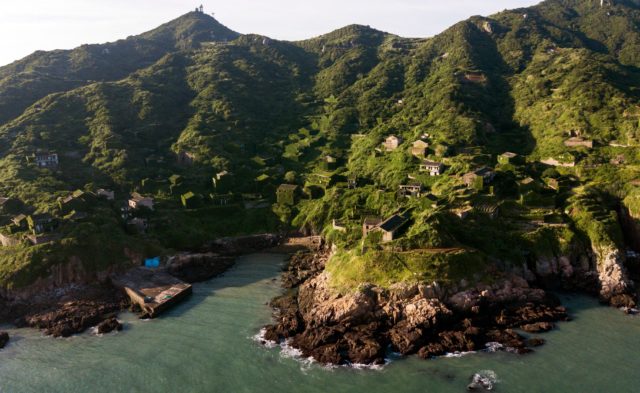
[[276, 184, 298, 206], [310, 172, 335, 186], [518, 177, 537, 193], [211, 193, 233, 206], [34, 152, 58, 168], [129, 193, 155, 210], [419, 160, 444, 176], [97, 189, 115, 200], [177, 151, 196, 165], [28, 213, 56, 234], [323, 155, 337, 170], [384, 135, 403, 151], [181, 192, 202, 209], [127, 217, 148, 233], [411, 140, 429, 157], [564, 137, 593, 149], [213, 171, 233, 192], [362, 216, 383, 237], [399, 183, 423, 198], [498, 152, 519, 165], [463, 167, 495, 188], [59, 190, 89, 214], [27, 233, 59, 245], [545, 177, 560, 191], [377, 214, 410, 243]]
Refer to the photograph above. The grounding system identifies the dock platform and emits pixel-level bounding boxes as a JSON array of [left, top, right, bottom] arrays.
[[112, 267, 192, 318]]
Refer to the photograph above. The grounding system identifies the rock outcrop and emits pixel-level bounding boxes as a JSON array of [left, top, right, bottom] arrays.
[[264, 250, 569, 365], [167, 253, 236, 283], [4, 284, 128, 338], [527, 242, 636, 309], [593, 246, 636, 307], [97, 317, 123, 334]]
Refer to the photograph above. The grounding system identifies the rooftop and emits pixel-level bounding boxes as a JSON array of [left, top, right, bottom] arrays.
[[278, 184, 298, 191], [413, 140, 429, 148], [474, 167, 494, 176], [379, 214, 409, 233], [12, 214, 26, 223], [363, 216, 383, 226], [520, 177, 535, 185]]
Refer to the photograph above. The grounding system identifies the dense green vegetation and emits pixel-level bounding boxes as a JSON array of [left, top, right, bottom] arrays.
[[1, 0, 640, 291]]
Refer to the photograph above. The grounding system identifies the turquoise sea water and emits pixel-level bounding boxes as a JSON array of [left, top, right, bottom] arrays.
[[0, 253, 639, 393]]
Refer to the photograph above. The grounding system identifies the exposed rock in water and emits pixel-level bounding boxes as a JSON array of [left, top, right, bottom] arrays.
[[525, 337, 545, 347], [264, 250, 569, 365], [467, 370, 498, 391], [97, 317, 123, 334], [0, 331, 9, 349]]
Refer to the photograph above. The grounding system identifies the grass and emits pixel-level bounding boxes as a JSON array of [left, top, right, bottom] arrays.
[[325, 248, 487, 293]]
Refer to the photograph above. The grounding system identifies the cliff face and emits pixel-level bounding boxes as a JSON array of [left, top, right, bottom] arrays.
[[0, 249, 142, 301], [527, 242, 635, 307], [593, 246, 636, 306]]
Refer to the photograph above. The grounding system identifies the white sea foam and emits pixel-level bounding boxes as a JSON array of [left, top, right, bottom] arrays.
[[90, 320, 123, 337], [252, 328, 278, 348], [483, 342, 504, 352], [90, 326, 101, 337], [347, 360, 387, 370], [468, 370, 499, 391], [252, 329, 389, 370], [443, 350, 476, 358]]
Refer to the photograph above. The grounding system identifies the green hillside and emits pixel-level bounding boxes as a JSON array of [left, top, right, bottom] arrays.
[[1, 0, 640, 291]]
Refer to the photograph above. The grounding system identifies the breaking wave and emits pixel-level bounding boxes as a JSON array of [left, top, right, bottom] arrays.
[[252, 328, 387, 370]]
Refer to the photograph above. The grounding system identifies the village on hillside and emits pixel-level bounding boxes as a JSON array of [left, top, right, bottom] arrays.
[[0, 122, 604, 259]]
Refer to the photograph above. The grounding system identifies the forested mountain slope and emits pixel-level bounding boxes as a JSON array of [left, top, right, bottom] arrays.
[[0, 0, 639, 304]]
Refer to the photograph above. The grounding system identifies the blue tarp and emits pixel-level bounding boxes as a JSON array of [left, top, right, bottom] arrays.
[[145, 257, 160, 268]]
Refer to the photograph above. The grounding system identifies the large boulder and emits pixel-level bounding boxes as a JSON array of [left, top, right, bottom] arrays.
[[97, 317, 123, 334]]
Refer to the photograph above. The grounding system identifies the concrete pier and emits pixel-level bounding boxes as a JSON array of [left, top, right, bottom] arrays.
[[112, 267, 192, 318]]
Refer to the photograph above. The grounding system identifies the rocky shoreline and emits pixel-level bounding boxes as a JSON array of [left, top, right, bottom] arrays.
[[262, 247, 634, 366], [0, 233, 281, 339]]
